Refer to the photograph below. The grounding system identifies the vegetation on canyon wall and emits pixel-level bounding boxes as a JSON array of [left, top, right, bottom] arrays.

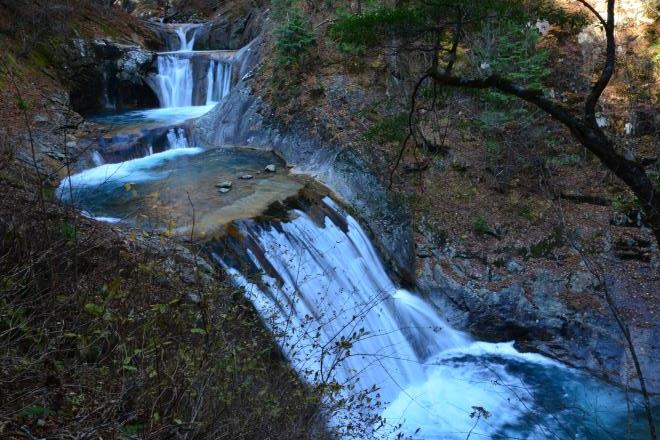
[[264, 0, 658, 314], [0, 0, 658, 438]]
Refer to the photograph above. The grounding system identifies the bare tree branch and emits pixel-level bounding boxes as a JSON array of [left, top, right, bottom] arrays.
[[575, 0, 608, 29]]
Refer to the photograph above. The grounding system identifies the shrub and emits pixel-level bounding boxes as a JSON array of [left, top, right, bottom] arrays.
[[472, 215, 491, 235], [363, 113, 409, 144], [274, 8, 316, 66]]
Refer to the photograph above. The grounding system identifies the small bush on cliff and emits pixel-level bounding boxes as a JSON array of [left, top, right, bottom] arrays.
[[274, 8, 316, 66]]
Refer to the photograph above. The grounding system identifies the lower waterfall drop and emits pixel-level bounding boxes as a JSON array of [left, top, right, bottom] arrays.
[[218, 197, 653, 440]]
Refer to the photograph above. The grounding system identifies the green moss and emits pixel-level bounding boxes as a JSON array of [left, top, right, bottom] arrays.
[[472, 215, 491, 235], [363, 113, 409, 144], [529, 228, 563, 258], [545, 153, 582, 169]]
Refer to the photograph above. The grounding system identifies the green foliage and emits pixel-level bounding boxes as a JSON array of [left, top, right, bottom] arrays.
[[545, 153, 582, 169], [363, 113, 409, 144], [19, 405, 56, 417], [274, 8, 316, 66], [59, 221, 76, 241], [529, 228, 563, 257], [472, 215, 491, 235], [271, 0, 294, 22], [534, 0, 590, 30], [484, 139, 501, 156], [612, 194, 641, 217], [84, 303, 104, 317], [330, 6, 424, 54], [472, 19, 550, 101], [16, 98, 28, 110]]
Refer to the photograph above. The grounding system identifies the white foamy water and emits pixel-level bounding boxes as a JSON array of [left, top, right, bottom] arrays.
[[91, 150, 105, 166], [58, 147, 202, 196], [89, 105, 216, 126], [174, 23, 201, 51], [219, 197, 653, 439], [149, 23, 234, 108], [166, 127, 188, 149], [205, 60, 232, 105], [153, 55, 195, 108]]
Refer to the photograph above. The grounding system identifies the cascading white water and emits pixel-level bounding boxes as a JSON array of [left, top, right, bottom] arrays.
[[222, 200, 470, 402], [220, 197, 651, 440], [174, 24, 200, 51], [166, 127, 188, 149], [150, 23, 234, 108], [101, 69, 115, 110], [91, 150, 105, 166], [205, 61, 232, 105], [153, 55, 195, 108]]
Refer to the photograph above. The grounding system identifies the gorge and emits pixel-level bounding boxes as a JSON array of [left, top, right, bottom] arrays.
[[54, 13, 656, 440]]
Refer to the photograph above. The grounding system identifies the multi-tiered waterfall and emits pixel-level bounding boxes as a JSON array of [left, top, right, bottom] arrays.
[[60, 17, 656, 440], [149, 24, 233, 107]]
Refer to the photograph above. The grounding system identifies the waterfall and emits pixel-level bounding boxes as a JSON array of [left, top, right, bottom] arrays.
[[152, 55, 194, 108], [91, 150, 105, 166], [151, 54, 233, 108], [149, 23, 236, 108], [166, 127, 188, 149], [205, 61, 232, 105], [101, 68, 115, 110], [219, 197, 652, 440], [219, 198, 468, 398], [174, 24, 200, 51]]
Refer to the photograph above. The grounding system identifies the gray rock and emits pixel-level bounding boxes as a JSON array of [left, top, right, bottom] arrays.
[[216, 181, 232, 188], [506, 259, 523, 274], [569, 271, 596, 294], [65, 39, 158, 113], [418, 260, 660, 393], [219, 187, 231, 193], [240, 174, 254, 180], [265, 164, 276, 172]]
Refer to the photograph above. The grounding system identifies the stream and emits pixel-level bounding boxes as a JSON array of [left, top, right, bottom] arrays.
[[59, 21, 656, 440]]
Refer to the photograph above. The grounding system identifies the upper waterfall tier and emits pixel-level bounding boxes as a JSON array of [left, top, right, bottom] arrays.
[[160, 22, 204, 51], [145, 22, 236, 109], [148, 52, 233, 108]]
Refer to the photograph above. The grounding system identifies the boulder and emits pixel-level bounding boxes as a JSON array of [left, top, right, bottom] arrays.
[[66, 39, 158, 113]]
